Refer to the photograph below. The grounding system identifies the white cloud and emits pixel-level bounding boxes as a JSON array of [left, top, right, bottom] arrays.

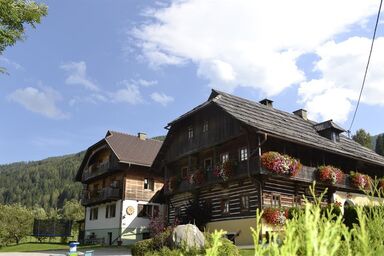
[[0, 56, 23, 70], [68, 93, 108, 106], [8, 87, 69, 119], [299, 36, 384, 123], [60, 61, 99, 91], [109, 82, 143, 105], [132, 0, 378, 96], [150, 92, 174, 106], [133, 79, 158, 87]]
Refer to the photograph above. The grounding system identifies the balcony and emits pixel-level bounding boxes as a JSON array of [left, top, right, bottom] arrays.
[[82, 160, 117, 181], [165, 159, 362, 195], [165, 161, 249, 195], [82, 184, 122, 206]]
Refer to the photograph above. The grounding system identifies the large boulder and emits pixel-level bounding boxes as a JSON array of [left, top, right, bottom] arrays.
[[171, 224, 205, 249]]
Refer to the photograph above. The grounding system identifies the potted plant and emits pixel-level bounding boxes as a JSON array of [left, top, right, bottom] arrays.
[[317, 165, 344, 185], [261, 151, 302, 177], [350, 171, 372, 190], [263, 207, 288, 225], [189, 169, 205, 185], [167, 176, 180, 192], [213, 160, 237, 181]]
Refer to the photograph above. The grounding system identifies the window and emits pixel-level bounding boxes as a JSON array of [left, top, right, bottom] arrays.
[[271, 194, 281, 207], [240, 195, 250, 212], [188, 126, 194, 140], [203, 121, 209, 133], [221, 199, 230, 215], [144, 178, 154, 191], [138, 204, 160, 218], [204, 158, 212, 172], [220, 153, 229, 163], [105, 204, 116, 218], [181, 166, 188, 179], [90, 207, 98, 220], [239, 147, 248, 161], [293, 195, 302, 207]]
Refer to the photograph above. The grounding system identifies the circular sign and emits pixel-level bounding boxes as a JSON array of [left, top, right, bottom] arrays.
[[126, 206, 135, 215]]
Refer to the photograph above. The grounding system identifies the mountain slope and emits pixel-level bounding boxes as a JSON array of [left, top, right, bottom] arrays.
[[0, 152, 84, 210]]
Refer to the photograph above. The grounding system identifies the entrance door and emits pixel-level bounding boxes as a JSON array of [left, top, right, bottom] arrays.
[[108, 232, 112, 246]]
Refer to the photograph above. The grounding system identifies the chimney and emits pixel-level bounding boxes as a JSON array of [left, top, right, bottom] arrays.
[[259, 98, 273, 107], [293, 109, 308, 120], [138, 132, 147, 140]]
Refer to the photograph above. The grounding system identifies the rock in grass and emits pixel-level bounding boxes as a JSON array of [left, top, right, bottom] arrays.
[[171, 224, 205, 249]]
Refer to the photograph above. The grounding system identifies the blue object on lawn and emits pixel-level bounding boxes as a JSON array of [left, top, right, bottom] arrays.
[[69, 241, 80, 252]]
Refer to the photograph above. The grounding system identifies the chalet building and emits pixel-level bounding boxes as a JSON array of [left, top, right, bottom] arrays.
[[152, 89, 384, 246], [75, 131, 164, 245]]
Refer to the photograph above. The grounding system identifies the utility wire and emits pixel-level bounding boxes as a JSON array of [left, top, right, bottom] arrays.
[[348, 0, 383, 136]]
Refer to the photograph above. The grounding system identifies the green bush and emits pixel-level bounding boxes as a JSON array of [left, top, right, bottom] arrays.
[[152, 228, 172, 250], [131, 238, 154, 256], [205, 232, 239, 256]]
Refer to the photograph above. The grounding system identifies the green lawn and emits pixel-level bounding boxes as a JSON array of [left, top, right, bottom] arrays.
[[0, 243, 103, 253], [240, 249, 255, 256]]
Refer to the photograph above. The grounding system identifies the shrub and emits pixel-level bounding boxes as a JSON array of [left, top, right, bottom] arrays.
[[205, 231, 239, 256], [152, 228, 172, 250], [131, 238, 154, 256]]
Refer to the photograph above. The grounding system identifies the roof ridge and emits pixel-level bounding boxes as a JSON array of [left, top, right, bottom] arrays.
[[107, 130, 162, 144]]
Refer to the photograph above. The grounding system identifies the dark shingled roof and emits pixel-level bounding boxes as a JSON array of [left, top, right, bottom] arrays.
[[76, 131, 163, 181], [105, 131, 163, 166], [169, 89, 384, 167], [313, 120, 346, 133]]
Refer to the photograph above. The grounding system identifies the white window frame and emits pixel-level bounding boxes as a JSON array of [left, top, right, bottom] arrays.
[[239, 147, 248, 161]]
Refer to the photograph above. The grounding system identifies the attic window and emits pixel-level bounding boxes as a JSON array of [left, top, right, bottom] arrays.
[[313, 120, 345, 142]]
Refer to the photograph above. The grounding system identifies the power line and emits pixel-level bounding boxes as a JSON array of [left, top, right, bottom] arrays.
[[348, 0, 383, 135]]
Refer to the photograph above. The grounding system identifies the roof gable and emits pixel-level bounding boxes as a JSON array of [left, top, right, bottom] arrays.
[[75, 131, 163, 181]]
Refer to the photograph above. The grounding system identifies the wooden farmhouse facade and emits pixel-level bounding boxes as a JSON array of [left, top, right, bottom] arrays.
[[75, 131, 164, 245], [152, 89, 384, 246]]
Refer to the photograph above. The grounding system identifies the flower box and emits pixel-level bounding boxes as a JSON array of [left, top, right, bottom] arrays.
[[263, 207, 288, 225], [350, 171, 372, 190], [213, 160, 237, 181], [261, 151, 302, 177], [317, 165, 344, 185]]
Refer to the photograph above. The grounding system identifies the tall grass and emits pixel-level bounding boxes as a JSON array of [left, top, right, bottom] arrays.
[[210, 181, 384, 256]]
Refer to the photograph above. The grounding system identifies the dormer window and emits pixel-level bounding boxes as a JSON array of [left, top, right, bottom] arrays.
[[313, 120, 345, 142]]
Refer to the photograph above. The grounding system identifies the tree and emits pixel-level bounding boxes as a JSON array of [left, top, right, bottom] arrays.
[[352, 129, 372, 149], [62, 199, 84, 221], [0, 0, 47, 73], [0, 204, 33, 245], [375, 134, 384, 156]]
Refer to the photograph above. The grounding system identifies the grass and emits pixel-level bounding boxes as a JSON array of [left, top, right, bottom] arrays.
[[239, 249, 255, 256], [0, 242, 103, 253]]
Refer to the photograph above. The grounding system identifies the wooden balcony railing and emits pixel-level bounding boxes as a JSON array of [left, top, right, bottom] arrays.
[[82, 184, 122, 206], [165, 162, 249, 194], [165, 160, 359, 195], [82, 160, 117, 181]]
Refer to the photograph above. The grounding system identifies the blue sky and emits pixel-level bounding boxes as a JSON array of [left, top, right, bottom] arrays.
[[1, 0, 384, 164]]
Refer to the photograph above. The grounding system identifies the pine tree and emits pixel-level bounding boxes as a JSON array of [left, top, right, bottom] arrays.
[[352, 129, 372, 149], [375, 134, 384, 156]]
